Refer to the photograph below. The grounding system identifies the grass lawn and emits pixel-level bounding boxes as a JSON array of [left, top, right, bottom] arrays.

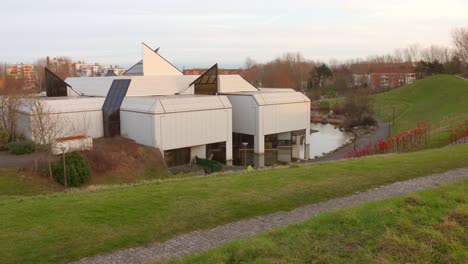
[[1, 144, 468, 263], [374, 74, 468, 145], [0, 168, 62, 198], [172, 179, 467, 263]]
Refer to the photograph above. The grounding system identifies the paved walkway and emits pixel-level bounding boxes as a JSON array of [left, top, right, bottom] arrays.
[[313, 117, 390, 162], [73, 168, 468, 264]]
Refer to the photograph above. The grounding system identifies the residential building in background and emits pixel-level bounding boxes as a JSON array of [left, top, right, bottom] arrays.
[[6, 63, 36, 89], [352, 74, 370, 87], [369, 67, 416, 89], [74, 61, 127, 77]]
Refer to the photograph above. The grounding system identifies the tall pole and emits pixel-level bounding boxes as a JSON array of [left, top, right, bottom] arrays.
[[242, 142, 248, 168], [62, 150, 67, 188], [244, 147, 247, 168]]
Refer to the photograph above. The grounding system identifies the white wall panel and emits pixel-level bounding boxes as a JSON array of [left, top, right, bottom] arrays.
[[120, 111, 155, 147], [226, 95, 256, 135], [159, 109, 230, 150], [59, 111, 103, 138], [142, 44, 183, 76], [190, 145, 206, 159], [262, 102, 310, 135], [15, 112, 32, 140], [16, 110, 103, 143]]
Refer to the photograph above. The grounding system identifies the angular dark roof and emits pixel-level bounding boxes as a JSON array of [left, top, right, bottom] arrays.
[[105, 70, 117, 76], [123, 60, 143, 76]]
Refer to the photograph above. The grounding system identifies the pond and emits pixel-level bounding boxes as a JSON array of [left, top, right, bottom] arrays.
[[309, 123, 353, 158]]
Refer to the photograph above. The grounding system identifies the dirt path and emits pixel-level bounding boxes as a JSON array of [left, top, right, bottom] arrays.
[[72, 167, 468, 264], [313, 117, 390, 162]]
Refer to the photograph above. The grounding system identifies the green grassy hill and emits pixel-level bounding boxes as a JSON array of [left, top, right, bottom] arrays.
[[374, 75, 468, 145]]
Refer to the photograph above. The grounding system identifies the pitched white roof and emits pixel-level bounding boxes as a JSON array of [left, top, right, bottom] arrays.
[[65, 74, 259, 97], [65, 77, 117, 97], [253, 91, 310, 105], [120, 95, 231, 114], [225, 89, 310, 106], [17, 97, 106, 114], [258, 88, 296, 92], [126, 76, 197, 96]]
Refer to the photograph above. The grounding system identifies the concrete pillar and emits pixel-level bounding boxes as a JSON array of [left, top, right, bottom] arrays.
[[304, 132, 311, 160], [190, 145, 206, 160], [254, 134, 264, 154], [305, 144, 310, 160], [225, 109, 233, 166], [254, 134, 265, 168], [254, 153, 265, 168], [305, 100, 311, 160]]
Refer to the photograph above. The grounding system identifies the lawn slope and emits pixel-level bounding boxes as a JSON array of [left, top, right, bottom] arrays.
[[1, 144, 468, 263], [173, 180, 467, 263], [374, 74, 468, 145]]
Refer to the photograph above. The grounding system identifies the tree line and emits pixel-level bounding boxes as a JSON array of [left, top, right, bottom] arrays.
[[241, 27, 468, 92]]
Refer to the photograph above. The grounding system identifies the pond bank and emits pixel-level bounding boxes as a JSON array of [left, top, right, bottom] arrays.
[[311, 117, 390, 162]]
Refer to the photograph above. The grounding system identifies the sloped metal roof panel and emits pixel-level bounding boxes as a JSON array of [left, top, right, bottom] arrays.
[[218, 75, 258, 93], [125, 76, 198, 96], [17, 97, 106, 114], [120, 97, 164, 114], [160, 95, 231, 113], [120, 95, 231, 114], [123, 60, 143, 76], [65, 77, 117, 97], [254, 91, 310, 105], [258, 88, 296, 92]]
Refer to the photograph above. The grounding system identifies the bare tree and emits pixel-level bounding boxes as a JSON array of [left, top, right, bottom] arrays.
[[47, 57, 76, 80], [421, 45, 453, 63], [27, 97, 66, 150], [33, 58, 47, 91], [452, 27, 468, 64], [452, 27, 468, 76], [0, 93, 22, 141], [244, 57, 257, 69], [402, 43, 422, 63]]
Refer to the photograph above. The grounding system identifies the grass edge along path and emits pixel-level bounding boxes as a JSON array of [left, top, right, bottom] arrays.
[[172, 179, 468, 263], [1, 144, 468, 263], [75, 167, 468, 264]]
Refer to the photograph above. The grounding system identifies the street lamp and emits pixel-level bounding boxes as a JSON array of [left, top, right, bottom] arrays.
[[241, 142, 248, 168]]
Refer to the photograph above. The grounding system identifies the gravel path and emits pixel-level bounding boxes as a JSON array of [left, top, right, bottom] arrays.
[[313, 117, 390, 162], [73, 168, 468, 264]]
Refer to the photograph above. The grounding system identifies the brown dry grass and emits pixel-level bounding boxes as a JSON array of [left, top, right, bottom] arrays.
[[15, 137, 169, 191], [82, 137, 169, 185]]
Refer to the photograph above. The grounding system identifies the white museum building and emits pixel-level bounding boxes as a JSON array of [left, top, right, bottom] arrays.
[[15, 43, 310, 167]]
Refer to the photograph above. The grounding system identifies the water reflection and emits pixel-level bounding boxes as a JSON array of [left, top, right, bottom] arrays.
[[310, 123, 353, 158]]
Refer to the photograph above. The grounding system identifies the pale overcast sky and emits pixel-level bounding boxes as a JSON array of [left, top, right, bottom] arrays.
[[1, 0, 467, 68]]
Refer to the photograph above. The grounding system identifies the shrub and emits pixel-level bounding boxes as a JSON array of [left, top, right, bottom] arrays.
[[52, 152, 91, 187], [196, 157, 223, 173], [7, 140, 35, 155], [318, 100, 330, 110], [0, 129, 8, 145]]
